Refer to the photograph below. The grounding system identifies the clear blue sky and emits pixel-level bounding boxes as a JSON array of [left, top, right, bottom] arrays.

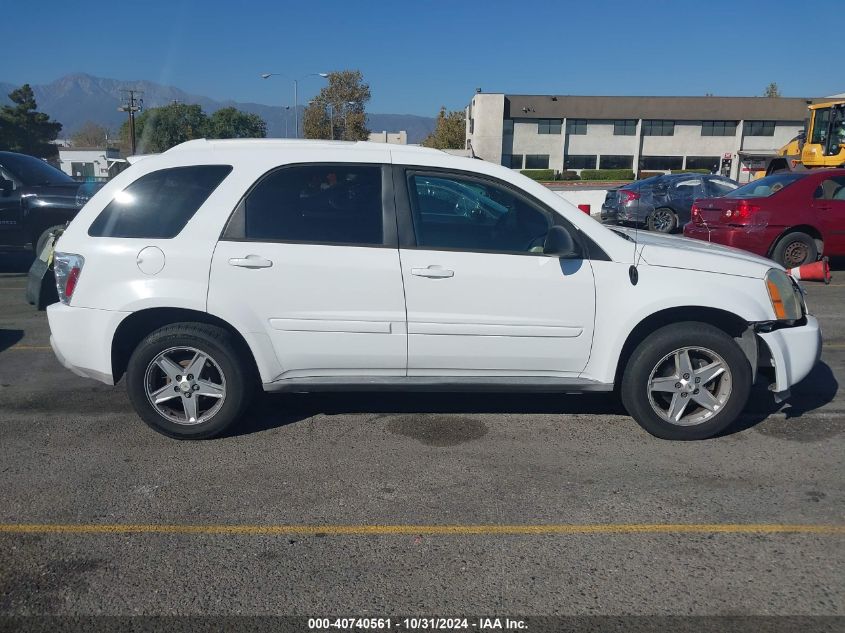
[[5, 0, 842, 115]]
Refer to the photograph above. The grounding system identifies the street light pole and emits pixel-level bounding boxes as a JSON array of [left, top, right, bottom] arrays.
[[262, 72, 329, 139]]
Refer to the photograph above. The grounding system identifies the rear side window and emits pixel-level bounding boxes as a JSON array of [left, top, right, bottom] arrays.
[[88, 165, 232, 238], [726, 173, 803, 199], [236, 164, 383, 245]]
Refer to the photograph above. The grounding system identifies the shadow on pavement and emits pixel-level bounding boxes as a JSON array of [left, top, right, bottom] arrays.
[[233, 390, 627, 437], [827, 255, 845, 273], [724, 361, 839, 436], [234, 361, 839, 439], [0, 252, 35, 274], [0, 329, 24, 353]]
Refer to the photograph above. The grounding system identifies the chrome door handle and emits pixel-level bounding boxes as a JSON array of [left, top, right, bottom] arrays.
[[411, 266, 454, 278], [229, 255, 273, 269]]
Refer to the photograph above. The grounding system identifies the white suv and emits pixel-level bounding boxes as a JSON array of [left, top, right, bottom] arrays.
[[48, 140, 821, 440]]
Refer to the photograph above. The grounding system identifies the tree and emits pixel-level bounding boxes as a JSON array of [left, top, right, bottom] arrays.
[[120, 103, 207, 153], [0, 84, 62, 158], [206, 107, 266, 139], [764, 82, 781, 98], [302, 70, 370, 141], [71, 121, 112, 148], [421, 107, 466, 149], [120, 103, 267, 153]]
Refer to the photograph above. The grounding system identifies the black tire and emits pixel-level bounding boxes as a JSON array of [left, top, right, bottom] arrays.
[[34, 225, 63, 257], [621, 322, 751, 440], [647, 208, 677, 233], [126, 322, 255, 439], [771, 231, 818, 269]]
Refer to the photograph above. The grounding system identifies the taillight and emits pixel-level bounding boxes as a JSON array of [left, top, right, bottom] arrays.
[[691, 204, 703, 225], [721, 200, 760, 224], [54, 252, 85, 305], [619, 189, 640, 203]]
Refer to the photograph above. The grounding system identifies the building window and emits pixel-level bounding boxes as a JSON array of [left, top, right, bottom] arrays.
[[745, 120, 776, 136], [701, 121, 737, 136], [639, 156, 683, 171], [503, 119, 514, 135], [564, 155, 597, 170], [509, 154, 524, 169], [642, 120, 674, 136], [567, 119, 587, 135], [599, 155, 633, 169], [525, 154, 550, 169], [469, 118, 474, 134], [501, 154, 512, 167], [613, 120, 636, 136], [71, 162, 95, 179], [685, 156, 719, 171], [537, 119, 562, 134]]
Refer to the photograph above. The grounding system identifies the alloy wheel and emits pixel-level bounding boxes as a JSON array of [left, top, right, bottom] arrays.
[[143, 346, 226, 425], [646, 346, 732, 426], [651, 209, 673, 232]]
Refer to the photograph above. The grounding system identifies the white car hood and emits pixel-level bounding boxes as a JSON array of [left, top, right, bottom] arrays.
[[613, 228, 777, 279]]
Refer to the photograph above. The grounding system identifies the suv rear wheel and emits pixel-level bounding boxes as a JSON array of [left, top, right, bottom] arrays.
[[621, 322, 751, 440], [126, 323, 254, 439]]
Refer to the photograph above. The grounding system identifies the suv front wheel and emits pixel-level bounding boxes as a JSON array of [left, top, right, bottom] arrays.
[[621, 322, 751, 440], [126, 323, 254, 439]]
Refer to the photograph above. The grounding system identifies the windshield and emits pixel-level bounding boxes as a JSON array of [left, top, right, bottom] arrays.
[[0, 152, 74, 186], [726, 173, 803, 199]]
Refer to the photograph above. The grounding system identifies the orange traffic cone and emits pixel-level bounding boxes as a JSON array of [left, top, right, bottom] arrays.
[[787, 256, 831, 284]]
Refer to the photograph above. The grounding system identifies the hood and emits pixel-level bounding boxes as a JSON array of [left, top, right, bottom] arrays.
[[613, 227, 777, 279], [22, 181, 104, 209]]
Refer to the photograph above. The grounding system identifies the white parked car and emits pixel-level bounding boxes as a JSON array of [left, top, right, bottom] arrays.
[[48, 140, 821, 440]]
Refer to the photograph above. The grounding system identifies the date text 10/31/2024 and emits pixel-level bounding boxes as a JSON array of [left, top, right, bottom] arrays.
[[308, 617, 528, 630]]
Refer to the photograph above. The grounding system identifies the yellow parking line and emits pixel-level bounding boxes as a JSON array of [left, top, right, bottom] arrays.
[[0, 523, 842, 536], [7, 345, 51, 351]]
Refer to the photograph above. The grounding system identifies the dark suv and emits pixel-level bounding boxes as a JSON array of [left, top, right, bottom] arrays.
[[0, 151, 102, 254], [600, 173, 738, 233]]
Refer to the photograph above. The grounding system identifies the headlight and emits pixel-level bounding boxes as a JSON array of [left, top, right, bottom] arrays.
[[765, 268, 802, 321]]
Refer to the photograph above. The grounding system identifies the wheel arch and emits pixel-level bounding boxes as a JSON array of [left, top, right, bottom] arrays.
[[613, 306, 754, 389], [111, 307, 260, 384]]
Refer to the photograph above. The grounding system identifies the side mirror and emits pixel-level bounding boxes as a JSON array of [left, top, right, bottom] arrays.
[[543, 225, 580, 258], [0, 179, 12, 195]]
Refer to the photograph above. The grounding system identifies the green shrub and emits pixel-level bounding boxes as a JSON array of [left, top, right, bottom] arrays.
[[638, 171, 664, 180], [671, 169, 710, 174], [580, 169, 635, 181], [558, 170, 580, 181], [520, 169, 555, 181]]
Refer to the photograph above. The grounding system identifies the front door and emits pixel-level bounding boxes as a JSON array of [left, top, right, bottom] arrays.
[[208, 162, 407, 381], [396, 168, 596, 377], [0, 163, 23, 242]]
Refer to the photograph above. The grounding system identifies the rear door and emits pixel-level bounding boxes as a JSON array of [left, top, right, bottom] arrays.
[[812, 175, 845, 254], [669, 176, 705, 221], [395, 167, 596, 377], [208, 161, 408, 381]]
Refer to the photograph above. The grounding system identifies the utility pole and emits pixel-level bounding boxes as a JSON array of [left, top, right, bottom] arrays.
[[118, 89, 143, 155]]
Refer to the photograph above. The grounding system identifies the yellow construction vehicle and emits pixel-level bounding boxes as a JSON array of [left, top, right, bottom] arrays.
[[764, 101, 845, 175]]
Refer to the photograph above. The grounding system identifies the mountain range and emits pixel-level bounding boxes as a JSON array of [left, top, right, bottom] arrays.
[[0, 73, 437, 144]]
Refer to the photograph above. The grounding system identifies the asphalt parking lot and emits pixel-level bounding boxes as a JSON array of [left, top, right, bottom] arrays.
[[0, 250, 842, 619]]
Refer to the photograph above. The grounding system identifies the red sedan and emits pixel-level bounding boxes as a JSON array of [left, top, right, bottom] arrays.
[[683, 169, 845, 268]]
